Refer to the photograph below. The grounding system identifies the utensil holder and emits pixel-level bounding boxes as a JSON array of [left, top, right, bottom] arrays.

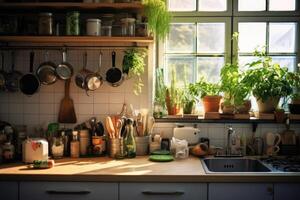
[[135, 136, 149, 156], [108, 138, 122, 158]]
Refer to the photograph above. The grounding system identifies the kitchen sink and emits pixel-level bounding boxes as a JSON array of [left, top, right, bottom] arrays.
[[201, 158, 271, 173]]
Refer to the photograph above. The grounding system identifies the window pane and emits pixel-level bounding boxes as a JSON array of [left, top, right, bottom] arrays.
[[198, 0, 227, 11], [168, 0, 196, 11], [165, 56, 195, 86], [269, 23, 296, 53], [238, 23, 266, 53], [197, 23, 225, 53], [269, 0, 296, 11], [272, 56, 296, 72], [238, 0, 266, 11], [197, 57, 224, 83], [166, 23, 196, 53]]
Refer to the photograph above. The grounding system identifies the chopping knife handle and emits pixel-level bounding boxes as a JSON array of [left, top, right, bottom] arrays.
[[46, 190, 91, 195], [142, 191, 185, 196], [30, 51, 34, 73]]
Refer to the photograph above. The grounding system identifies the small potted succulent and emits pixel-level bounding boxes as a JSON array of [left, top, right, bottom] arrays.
[[165, 69, 183, 115], [189, 78, 221, 113]]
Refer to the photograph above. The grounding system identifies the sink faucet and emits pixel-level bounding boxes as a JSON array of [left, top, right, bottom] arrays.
[[226, 126, 234, 155]]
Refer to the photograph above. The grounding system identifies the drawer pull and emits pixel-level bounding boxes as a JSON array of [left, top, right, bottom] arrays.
[[142, 191, 184, 196], [46, 190, 91, 195]]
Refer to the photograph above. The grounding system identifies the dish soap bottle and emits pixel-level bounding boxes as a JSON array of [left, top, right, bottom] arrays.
[[70, 131, 80, 158], [124, 118, 136, 158]]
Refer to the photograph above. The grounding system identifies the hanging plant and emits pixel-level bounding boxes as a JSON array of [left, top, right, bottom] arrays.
[[142, 0, 171, 40], [122, 48, 147, 95]]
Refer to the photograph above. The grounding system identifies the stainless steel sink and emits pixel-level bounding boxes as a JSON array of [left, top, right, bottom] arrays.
[[201, 158, 271, 173]]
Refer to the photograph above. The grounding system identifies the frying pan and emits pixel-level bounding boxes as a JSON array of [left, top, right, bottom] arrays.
[[106, 51, 124, 87], [56, 50, 73, 80], [85, 51, 103, 91], [19, 51, 40, 96], [75, 51, 92, 90], [36, 51, 57, 85], [5, 51, 22, 92], [0, 52, 7, 91]]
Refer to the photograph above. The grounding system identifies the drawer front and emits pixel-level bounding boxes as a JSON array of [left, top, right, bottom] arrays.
[[20, 182, 118, 200], [274, 184, 300, 200], [0, 182, 18, 200], [120, 183, 207, 200]]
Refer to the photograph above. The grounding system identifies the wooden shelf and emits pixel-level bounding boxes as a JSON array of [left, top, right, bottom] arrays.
[[0, 2, 143, 11], [0, 36, 154, 44]]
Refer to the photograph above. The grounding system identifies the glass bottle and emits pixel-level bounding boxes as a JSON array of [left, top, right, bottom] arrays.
[[66, 11, 80, 36], [124, 118, 136, 158], [70, 131, 80, 158]]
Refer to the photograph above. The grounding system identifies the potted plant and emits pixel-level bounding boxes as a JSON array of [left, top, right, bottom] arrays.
[[288, 67, 300, 114], [142, 0, 171, 40], [242, 49, 294, 113], [165, 69, 183, 115], [122, 48, 147, 95], [182, 86, 196, 114], [189, 78, 221, 113]]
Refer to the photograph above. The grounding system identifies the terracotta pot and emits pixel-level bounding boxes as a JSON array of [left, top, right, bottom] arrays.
[[236, 100, 252, 114], [274, 110, 286, 123], [256, 97, 279, 113], [202, 95, 221, 113], [183, 101, 195, 114], [166, 103, 180, 115]]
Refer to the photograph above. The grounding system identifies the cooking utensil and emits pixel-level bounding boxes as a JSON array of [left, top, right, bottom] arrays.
[[58, 79, 77, 123], [75, 51, 93, 90], [85, 51, 103, 91], [105, 116, 115, 139], [0, 52, 7, 91], [6, 51, 22, 92], [147, 116, 155, 135], [115, 119, 123, 138], [95, 121, 104, 136], [106, 51, 124, 87], [56, 50, 73, 80], [36, 51, 57, 85], [19, 51, 40, 95]]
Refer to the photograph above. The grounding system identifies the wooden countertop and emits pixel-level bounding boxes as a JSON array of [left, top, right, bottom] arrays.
[[0, 156, 300, 183]]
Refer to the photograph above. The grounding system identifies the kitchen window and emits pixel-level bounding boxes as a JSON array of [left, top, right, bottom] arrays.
[[159, 0, 300, 109]]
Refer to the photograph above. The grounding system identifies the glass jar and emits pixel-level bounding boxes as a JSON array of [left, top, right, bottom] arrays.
[[121, 18, 136, 36], [101, 25, 112, 36], [136, 22, 148, 37], [66, 11, 80, 36], [38, 13, 53, 35], [86, 19, 101, 36], [51, 137, 64, 159]]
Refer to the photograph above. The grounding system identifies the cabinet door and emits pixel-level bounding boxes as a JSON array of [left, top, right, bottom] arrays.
[[120, 183, 207, 200], [0, 182, 18, 200], [209, 183, 273, 200], [20, 182, 118, 200], [274, 184, 300, 200]]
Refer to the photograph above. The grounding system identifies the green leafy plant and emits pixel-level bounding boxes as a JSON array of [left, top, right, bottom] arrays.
[[142, 0, 171, 40], [189, 77, 221, 99], [122, 48, 147, 95], [241, 48, 295, 107], [165, 69, 183, 115]]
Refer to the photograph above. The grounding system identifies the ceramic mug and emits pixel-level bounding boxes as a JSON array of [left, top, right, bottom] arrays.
[[265, 132, 281, 156]]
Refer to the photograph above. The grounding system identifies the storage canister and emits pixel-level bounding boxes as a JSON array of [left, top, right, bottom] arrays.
[[120, 18, 135, 36], [66, 11, 80, 36], [86, 18, 101, 36], [79, 129, 90, 156], [38, 12, 53, 35]]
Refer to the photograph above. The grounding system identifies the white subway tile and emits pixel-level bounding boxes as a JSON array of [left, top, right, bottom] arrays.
[[24, 114, 40, 125], [0, 103, 9, 114], [8, 114, 23, 125], [39, 103, 55, 114], [23, 93, 40, 103], [39, 93, 54, 103], [39, 84, 54, 93], [9, 93, 24, 103], [78, 103, 93, 115], [94, 92, 109, 103], [109, 92, 124, 104], [94, 104, 109, 115], [109, 103, 123, 115], [24, 103, 39, 114], [9, 103, 24, 114], [0, 94, 9, 103], [78, 92, 94, 103]]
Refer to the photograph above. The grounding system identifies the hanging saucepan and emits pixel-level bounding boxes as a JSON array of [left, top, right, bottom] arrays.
[[106, 51, 124, 87], [0, 52, 7, 92], [56, 50, 73, 80], [36, 51, 57, 85], [75, 51, 93, 90], [85, 51, 103, 91], [19, 51, 40, 96], [5, 51, 22, 92]]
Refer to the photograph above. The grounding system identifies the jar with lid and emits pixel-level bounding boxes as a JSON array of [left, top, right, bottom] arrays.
[[51, 137, 64, 159], [66, 11, 80, 36], [121, 18, 136, 37], [86, 19, 101, 36], [38, 12, 53, 35]]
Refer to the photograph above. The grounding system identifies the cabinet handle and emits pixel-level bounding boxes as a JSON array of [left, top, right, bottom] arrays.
[[46, 190, 91, 195], [142, 191, 185, 196]]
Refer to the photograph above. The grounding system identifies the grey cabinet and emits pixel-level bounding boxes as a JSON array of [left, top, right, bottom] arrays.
[[274, 184, 300, 200], [20, 182, 118, 200], [120, 183, 207, 200], [0, 182, 18, 200], [208, 183, 273, 200]]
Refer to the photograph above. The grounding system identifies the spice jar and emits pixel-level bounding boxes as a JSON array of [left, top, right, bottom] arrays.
[[86, 18, 101, 36], [38, 13, 53, 35], [66, 11, 80, 36], [70, 131, 80, 158], [121, 18, 136, 36]]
